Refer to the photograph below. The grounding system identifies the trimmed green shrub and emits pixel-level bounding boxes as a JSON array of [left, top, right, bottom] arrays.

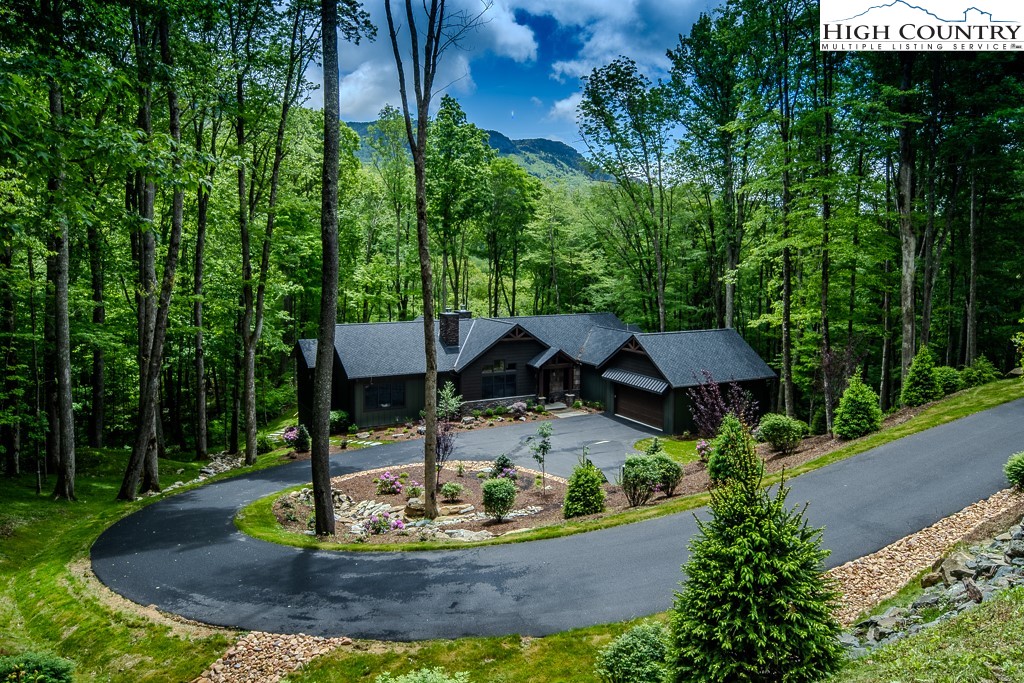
[[0, 652, 75, 683], [933, 365, 965, 395], [650, 453, 683, 497], [375, 668, 470, 683], [756, 413, 807, 455], [594, 621, 669, 683], [440, 481, 464, 503], [256, 433, 276, 455], [329, 409, 349, 433], [809, 406, 827, 436], [482, 477, 517, 521], [706, 415, 762, 485], [833, 374, 883, 440], [901, 346, 941, 407], [643, 437, 664, 456], [564, 452, 606, 519], [961, 355, 1000, 388], [670, 467, 844, 682], [620, 455, 660, 507], [1005, 452, 1024, 489]]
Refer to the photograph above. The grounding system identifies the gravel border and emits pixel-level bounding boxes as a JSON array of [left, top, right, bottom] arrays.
[[828, 487, 1024, 625], [191, 632, 351, 683]]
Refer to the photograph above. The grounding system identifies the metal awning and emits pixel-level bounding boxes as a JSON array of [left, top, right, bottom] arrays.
[[528, 347, 560, 369], [601, 368, 669, 394]]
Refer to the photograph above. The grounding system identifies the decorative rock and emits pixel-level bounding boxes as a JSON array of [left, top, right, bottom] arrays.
[[462, 416, 476, 425], [938, 551, 974, 585], [404, 497, 425, 518], [911, 593, 940, 609], [439, 504, 475, 516], [444, 529, 494, 542], [920, 571, 943, 588], [356, 431, 371, 439], [962, 577, 984, 603], [1005, 540, 1024, 559], [417, 426, 426, 435]]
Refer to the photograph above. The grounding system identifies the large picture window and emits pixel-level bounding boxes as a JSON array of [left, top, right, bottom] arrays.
[[364, 382, 405, 411], [481, 360, 518, 399]]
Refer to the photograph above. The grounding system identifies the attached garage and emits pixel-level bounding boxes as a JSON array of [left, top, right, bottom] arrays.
[[602, 368, 669, 431]]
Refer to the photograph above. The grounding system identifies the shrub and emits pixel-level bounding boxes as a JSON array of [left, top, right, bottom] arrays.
[[489, 454, 516, 479], [695, 439, 711, 463], [595, 621, 669, 683], [510, 401, 527, 417], [362, 511, 405, 535], [494, 405, 508, 415], [440, 481, 464, 502], [643, 437, 664, 456], [809, 406, 827, 435], [482, 477, 517, 521], [901, 346, 941, 407], [283, 424, 310, 453], [484, 408, 495, 418], [1005, 452, 1024, 489], [564, 451, 606, 519], [686, 369, 759, 437], [0, 652, 75, 683], [706, 415, 762, 485], [670, 470, 844, 681], [406, 484, 423, 499], [375, 668, 470, 683], [620, 455, 660, 507], [256, 433, 276, 455], [961, 355, 1000, 388], [374, 471, 404, 495], [757, 413, 807, 456], [329, 409, 349, 433], [833, 374, 883, 440], [347, 424, 359, 434], [650, 453, 683, 497], [437, 381, 463, 421], [573, 400, 583, 409], [933, 365, 964, 395]]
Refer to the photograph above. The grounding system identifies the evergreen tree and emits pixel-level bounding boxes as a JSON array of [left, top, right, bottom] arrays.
[[900, 345, 941, 407], [832, 373, 883, 440]]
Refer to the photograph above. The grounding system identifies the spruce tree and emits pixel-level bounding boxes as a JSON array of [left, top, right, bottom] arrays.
[[670, 420, 844, 682], [832, 373, 883, 440], [900, 346, 941, 407]]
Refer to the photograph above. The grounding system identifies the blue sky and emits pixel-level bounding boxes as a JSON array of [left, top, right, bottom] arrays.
[[314, 1, 721, 148]]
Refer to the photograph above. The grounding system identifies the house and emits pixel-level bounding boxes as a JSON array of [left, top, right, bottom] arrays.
[[295, 311, 776, 434]]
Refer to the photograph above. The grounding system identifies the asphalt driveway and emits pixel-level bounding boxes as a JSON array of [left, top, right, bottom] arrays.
[[91, 402, 1024, 641]]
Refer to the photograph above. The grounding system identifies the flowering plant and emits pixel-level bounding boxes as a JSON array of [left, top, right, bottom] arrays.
[[496, 466, 518, 480], [362, 511, 405, 535], [374, 471, 404, 495], [696, 439, 711, 463], [283, 424, 310, 452]]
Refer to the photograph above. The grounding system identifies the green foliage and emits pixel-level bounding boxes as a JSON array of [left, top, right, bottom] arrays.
[[375, 667, 470, 683], [932, 366, 965, 396], [531, 422, 553, 482], [256, 433, 276, 455], [489, 454, 516, 479], [564, 451, 606, 519], [329, 410, 350, 433], [0, 653, 74, 683], [833, 374, 883, 440], [643, 437, 664, 455], [650, 453, 683, 497], [440, 481, 464, 503], [670, 467, 844, 682], [437, 382, 463, 421], [756, 413, 807, 455], [961, 355, 1000, 388], [1005, 452, 1024, 489], [901, 346, 942, 407], [482, 478, 517, 521], [706, 415, 762, 485], [809, 406, 827, 436], [620, 455, 660, 507], [594, 622, 669, 683], [295, 424, 310, 453]]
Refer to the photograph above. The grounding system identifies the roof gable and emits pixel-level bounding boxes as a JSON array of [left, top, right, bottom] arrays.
[[634, 329, 776, 388]]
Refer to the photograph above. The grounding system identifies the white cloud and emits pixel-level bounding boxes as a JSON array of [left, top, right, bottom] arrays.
[[530, 96, 543, 107], [548, 92, 582, 122]]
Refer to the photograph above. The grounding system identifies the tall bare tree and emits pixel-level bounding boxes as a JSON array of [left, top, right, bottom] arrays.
[[384, 0, 488, 518]]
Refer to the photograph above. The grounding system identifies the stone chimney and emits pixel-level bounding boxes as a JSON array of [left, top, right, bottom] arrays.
[[440, 311, 460, 348]]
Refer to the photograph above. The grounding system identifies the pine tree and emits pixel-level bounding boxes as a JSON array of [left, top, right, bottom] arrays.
[[900, 345, 941, 407], [833, 373, 883, 440]]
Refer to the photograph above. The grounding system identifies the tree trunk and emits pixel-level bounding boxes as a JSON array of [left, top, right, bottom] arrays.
[[820, 51, 835, 434], [880, 260, 893, 413], [310, 0, 340, 536], [48, 72, 75, 500], [965, 168, 978, 365], [87, 221, 105, 448], [2, 244, 19, 476], [898, 53, 917, 383]]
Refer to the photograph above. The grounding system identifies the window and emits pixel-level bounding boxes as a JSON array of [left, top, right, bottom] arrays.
[[365, 382, 405, 411], [482, 360, 518, 399]]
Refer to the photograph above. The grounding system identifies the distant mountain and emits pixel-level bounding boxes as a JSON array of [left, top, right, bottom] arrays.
[[837, 1, 1012, 23], [345, 120, 598, 185]]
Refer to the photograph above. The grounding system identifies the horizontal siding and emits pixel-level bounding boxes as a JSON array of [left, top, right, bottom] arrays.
[[606, 350, 664, 380]]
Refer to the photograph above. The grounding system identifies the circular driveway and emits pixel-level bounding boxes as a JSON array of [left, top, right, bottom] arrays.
[[91, 403, 1024, 641]]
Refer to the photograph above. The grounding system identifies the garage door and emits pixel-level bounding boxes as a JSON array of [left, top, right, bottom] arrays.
[[614, 384, 664, 431]]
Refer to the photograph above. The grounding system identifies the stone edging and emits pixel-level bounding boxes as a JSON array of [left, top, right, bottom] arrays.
[[333, 459, 569, 486], [828, 487, 1024, 625]]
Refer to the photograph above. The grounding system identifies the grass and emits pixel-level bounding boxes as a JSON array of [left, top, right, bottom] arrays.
[[238, 379, 1024, 553], [831, 586, 1024, 682], [0, 445, 286, 682], [633, 436, 700, 464]]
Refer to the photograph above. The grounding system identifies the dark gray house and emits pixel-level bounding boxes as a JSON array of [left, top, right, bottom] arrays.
[[296, 312, 775, 433]]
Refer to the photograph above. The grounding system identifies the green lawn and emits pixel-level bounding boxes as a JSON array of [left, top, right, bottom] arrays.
[[632, 436, 700, 464]]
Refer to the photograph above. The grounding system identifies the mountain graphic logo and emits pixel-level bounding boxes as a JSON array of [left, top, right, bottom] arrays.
[[830, 0, 1019, 24]]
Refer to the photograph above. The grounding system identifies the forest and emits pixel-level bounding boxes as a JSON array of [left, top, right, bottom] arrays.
[[1, 0, 1023, 500]]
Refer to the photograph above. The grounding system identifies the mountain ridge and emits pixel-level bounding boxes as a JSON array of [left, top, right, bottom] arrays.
[[345, 120, 596, 185]]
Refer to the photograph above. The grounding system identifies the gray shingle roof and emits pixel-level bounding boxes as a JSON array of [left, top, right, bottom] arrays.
[[494, 313, 629, 363], [528, 346, 560, 369], [579, 325, 634, 366], [634, 329, 776, 388]]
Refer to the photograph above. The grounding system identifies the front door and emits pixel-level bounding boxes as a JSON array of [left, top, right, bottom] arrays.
[[549, 369, 564, 396]]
